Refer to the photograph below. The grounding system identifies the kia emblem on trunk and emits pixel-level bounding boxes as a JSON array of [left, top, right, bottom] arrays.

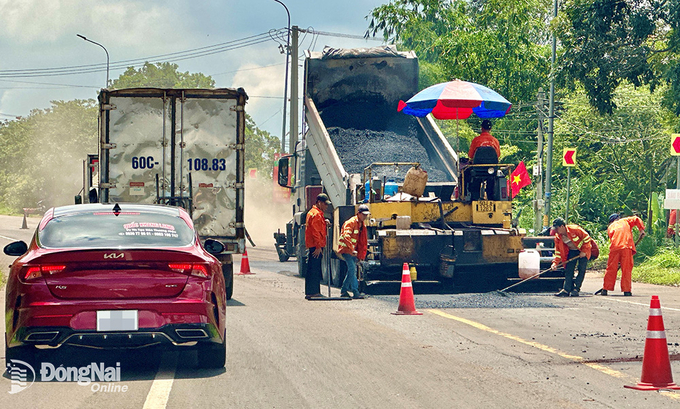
[[104, 253, 124, 259]]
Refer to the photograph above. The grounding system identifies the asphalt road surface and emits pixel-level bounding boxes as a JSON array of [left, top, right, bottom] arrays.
[[2, 215, 680, 408]]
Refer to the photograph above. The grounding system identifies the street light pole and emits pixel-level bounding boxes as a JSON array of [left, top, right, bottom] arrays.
[[76, 34, 110, 87], [273, 0, 291, 153]]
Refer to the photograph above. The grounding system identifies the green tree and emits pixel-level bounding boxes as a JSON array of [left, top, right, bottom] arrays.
[[0, 100, 98, 210], [367, 0, 552, 103], [111, 62, 215, 89], [244, 114, 280, 176], [554, 0, 680, 115], [550, 84, 676, 233]]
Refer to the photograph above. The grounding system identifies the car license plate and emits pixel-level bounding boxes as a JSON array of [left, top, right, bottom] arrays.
[[96, 310, 138, 331], [477, 200, 494, 212]]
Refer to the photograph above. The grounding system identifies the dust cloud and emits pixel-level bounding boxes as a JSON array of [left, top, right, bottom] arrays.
[[244, 176, 291, 249]]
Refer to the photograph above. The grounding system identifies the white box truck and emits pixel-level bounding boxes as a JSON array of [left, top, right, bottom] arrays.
[[98, 88, 248, 299]]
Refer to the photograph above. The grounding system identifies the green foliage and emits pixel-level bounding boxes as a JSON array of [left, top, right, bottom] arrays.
[[244, 114, 280, 177], [549, 84, 675, 235], [554, 0, 680, 115], [633, 246, 680, 286], [368, 0, 552, 103], [0, 100, 98, 210], [111, 62, 215, 89]]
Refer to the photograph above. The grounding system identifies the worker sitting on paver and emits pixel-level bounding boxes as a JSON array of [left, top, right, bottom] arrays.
[[468, 119, 500, 164]]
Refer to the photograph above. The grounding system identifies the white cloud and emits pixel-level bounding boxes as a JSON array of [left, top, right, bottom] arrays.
[[231, 62, 288, 137], [0, 0, 193, 52], [232, 63, 284, 98]]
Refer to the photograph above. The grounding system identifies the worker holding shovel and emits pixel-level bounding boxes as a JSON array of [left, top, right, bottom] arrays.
[[551, 218, 593, 297]]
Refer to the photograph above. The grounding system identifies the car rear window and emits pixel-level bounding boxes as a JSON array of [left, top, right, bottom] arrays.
[[38, 211, 195, 248]]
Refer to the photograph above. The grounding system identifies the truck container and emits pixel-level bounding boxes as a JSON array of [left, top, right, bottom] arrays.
[[98, 88, 247, 299]]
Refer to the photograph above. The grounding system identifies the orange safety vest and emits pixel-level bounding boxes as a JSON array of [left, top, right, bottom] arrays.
[[337, 215, 368, 260], [552, 224, 592, 267], [468, 130, 501, 161], [305, 205, 327, 249], [608, 216, 645, 254]]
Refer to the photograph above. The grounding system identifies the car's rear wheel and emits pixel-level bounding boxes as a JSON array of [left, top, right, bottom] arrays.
[[277, 248, 290, 262], [197, 339, 226, 368], [5, 342, 39, 366]]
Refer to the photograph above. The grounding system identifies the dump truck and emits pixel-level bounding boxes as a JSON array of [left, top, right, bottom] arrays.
[[96, 88, 248, 299], [274, 46, 556, 291]]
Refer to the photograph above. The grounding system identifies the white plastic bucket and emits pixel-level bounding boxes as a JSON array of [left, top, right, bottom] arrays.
[[518, 249, 540, 279]]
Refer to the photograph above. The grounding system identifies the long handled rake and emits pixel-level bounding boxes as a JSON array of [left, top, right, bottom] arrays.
[[495, 254, 582, 294]]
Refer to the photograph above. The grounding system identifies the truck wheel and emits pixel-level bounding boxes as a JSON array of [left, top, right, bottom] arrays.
[[223, 263, 234, 300], [277, 248, 290, 262], [297, 226, 307, 278], [440, 277, 455, 293]]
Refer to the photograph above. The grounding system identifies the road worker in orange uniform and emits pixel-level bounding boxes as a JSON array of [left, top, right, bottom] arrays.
[[550, 218, 592, 297], [468, 119, 501, 163], [305, 193, 331, 299], [337, 205, 370, 299], [597, 213, 645, 296]]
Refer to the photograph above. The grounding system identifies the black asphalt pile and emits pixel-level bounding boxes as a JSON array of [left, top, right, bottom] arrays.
[[327, 127, 449, 182], [382, 292, 559, 309]]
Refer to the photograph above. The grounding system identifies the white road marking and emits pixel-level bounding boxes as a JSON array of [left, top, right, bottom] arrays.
[[601, 297, 680, 312], [429, 309, 680, 400], [0, 234, 20, 241], [142, 352, 178, 409]]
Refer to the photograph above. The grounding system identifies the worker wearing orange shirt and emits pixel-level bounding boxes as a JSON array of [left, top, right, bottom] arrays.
[[337, 205, 370, 299], [551, 218, 592, 297], [597, 213, 645, 296], [468, 119, 501, 163], [305, 193, 331, 299]]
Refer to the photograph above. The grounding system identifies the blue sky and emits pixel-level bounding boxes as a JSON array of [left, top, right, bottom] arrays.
[[0, 0, 388, 137]]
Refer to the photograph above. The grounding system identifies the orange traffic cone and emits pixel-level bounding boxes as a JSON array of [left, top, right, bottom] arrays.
[[625, 295, 680, 390], [392, 263, 422, 315], [237, 248, 254, 275]]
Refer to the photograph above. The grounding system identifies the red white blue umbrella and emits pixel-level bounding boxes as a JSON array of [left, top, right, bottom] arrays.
[[397, 79, 512, 119]]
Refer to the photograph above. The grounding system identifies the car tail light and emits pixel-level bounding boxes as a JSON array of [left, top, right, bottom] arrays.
[[23, 265, 66, 281], [168, 263, 210, 278]]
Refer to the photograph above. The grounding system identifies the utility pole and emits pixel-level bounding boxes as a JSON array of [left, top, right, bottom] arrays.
[[274, 0, 291, 153], [534, 89, 545, 233], [544, 0, 558, 227], [289, 26, 299, 154]]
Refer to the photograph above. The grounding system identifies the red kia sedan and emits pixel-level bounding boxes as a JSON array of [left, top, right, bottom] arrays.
[[3, 203, 227, 368]]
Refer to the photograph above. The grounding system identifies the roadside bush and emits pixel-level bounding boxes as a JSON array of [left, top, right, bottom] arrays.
[[632, 247, 680, 286]]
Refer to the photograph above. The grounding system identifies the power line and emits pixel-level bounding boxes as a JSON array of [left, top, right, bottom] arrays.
[[298, 28, 383, 41], [0, 30, 284, 79], [0, 79, 99, 88]]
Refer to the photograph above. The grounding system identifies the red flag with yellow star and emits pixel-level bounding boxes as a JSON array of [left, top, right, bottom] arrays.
[[508, 161, 531, 198]]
